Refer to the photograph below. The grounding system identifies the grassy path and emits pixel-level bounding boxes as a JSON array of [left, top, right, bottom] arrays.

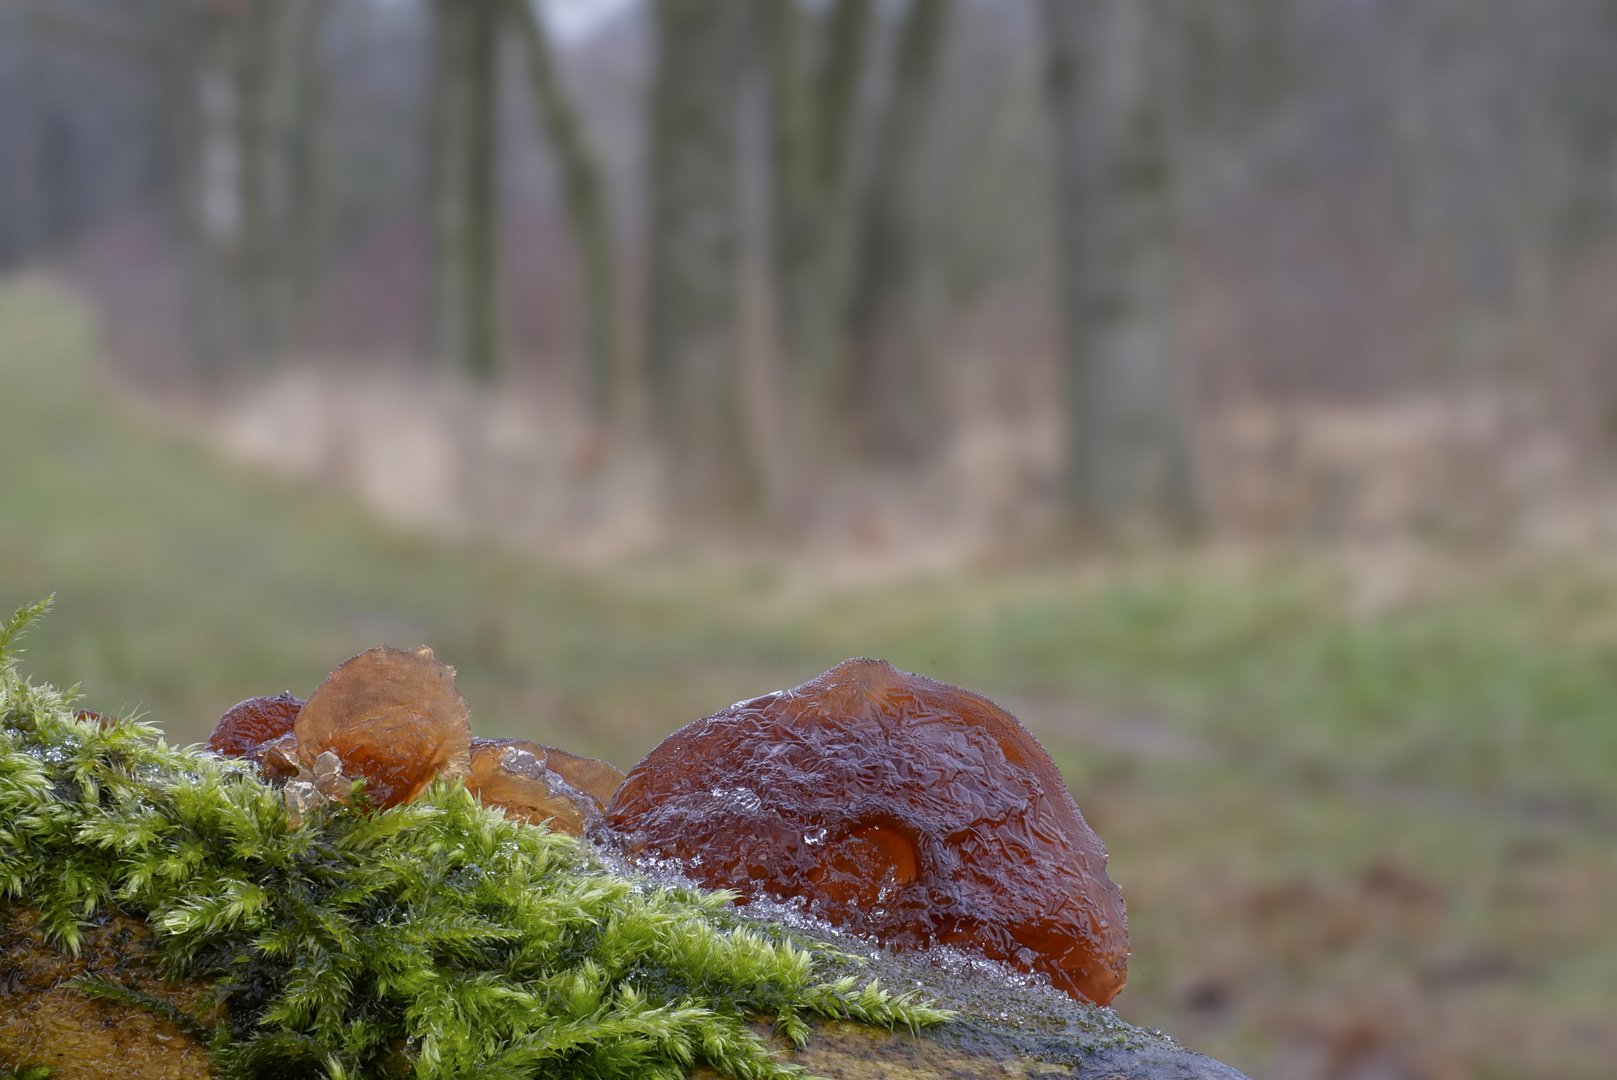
[[2, 279, 1615, 1077]]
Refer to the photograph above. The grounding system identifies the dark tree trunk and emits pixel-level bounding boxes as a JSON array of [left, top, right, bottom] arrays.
[[844, 0, 953, 459], [764, 0, 875, 416], [235, 0, 330, 368], [1042, 0, 1197, 530], [429, 0, 502, 383], [646, 0, 755, 518], [506, 0, 619, 424], [185, 7, 245, 377]]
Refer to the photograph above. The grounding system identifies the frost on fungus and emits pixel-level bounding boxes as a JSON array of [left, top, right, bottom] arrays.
[[605, 658, 1129, 1005]]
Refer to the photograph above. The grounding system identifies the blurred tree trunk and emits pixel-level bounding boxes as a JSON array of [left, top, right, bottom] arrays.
[[429, 0, 502, 383], [1041, 0, 1197, 531], [235, 0, 330, 368], [843, 0, 953, 460], [506, 0, 619, 424], [646, 0, 755, 517], [764, 0, 875, 421], [186, 7, 245, 377]]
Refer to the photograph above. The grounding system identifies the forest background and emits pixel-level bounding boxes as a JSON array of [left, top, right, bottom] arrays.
[[2, 2, 1616, 1078]]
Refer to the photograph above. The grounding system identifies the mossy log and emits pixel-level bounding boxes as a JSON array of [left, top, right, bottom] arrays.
[[2, 903, 1245, 1080], [0, 602, 1247, 1080]]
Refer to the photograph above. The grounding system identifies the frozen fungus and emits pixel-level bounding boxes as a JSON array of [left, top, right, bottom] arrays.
[[206, 692, 304, 757], [605, 658, 1130, 1006], [203, 648, 623, 831], [465, 737, 623, 836], [293, 645, 472, 809]]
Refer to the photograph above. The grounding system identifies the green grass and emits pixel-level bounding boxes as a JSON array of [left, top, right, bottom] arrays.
[[3, 278, 1615, 1077]]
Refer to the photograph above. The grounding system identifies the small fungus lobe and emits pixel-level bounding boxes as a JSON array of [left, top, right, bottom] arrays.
[[294, 645, 472, 809], [207, 692, 305, 758], [466, 738, 621, 836], [200, 647, 625, 830], [541, 743, 628, 809], [605, 658, 1130, 1005]]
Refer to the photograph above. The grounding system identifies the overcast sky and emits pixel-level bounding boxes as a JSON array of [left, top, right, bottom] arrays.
[[540, 0, 641, 46]]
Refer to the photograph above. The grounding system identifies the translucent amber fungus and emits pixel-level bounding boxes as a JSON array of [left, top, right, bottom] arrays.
[[605, 659, 1130, 1005], [294, 645, 471, 809], [207, 693, 304, 757], [466, 738, 620, 835], [541, 744, 627, 809]]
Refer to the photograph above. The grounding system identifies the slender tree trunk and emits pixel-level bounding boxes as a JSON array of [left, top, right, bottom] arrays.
[[762, 0, 816, 385], [506, 0, 618, 423], [235, 0, 329, 368], [429, 0, 502, 382], [282, 0, 334, 335], [188, 8, 244, 377], [646, 0, 754, 517], [763, 0, 875, 414], [844, 0, 953, 459], [1042, 0, 1197, 530]]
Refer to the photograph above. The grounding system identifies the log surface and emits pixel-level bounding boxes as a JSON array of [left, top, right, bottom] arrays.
[[1, 905, 1250, 1080]]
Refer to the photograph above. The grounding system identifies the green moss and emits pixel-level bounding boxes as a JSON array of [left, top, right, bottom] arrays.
[[0, 601, 947, 1080], [0, 1067, 54, 1080]]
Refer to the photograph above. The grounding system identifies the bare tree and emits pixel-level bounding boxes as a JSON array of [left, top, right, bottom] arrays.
[[843, 0, 953, 459], [235, 0, 331, 367], [506, 0, 619, 424], [1042, 0, 1196, 530], [763, 0, 876, 416], [428, 0, 502, 382], [646, 0, 755, 516]]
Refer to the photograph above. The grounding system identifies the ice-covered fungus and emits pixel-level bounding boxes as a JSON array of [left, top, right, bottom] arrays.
[[198, 651, 625, 827], [241, 731, 300, 785], [605, 658, 1131, 1006], [465, 737, 621, 835], [206, 692, 304, 758], [293, 645, 471, 809], [541, 742, 628, 808]]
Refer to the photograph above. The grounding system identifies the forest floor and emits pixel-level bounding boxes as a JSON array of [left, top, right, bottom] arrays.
[[2, 279, 1614, 1080]]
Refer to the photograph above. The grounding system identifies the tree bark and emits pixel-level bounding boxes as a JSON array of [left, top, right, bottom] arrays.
[[235, 0, 330, 369], [1042, 0, 1197, 531], [186, 7, 245, 377], [764, 0, 876, 418], [429, 0, 502, 383], [843, 0, 953, 460], [506, 0, 619, 424], [646, 0, 755, 517]]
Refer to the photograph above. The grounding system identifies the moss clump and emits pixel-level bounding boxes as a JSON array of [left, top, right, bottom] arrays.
[[0, 601, 948, 1080], [0, 1067, 54, 1080]]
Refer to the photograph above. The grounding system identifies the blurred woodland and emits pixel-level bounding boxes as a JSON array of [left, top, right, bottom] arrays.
[[5, 7, 1617, 1079], [11, 0, 1617, 560]]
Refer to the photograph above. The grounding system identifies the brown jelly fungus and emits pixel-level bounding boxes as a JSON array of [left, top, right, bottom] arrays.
[[208, 693, 304, 758], [540, 743, 627, 809], [605, 658, 1130, 1005], [294, 645, 472, 810], [466, 738, 622, 836]]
